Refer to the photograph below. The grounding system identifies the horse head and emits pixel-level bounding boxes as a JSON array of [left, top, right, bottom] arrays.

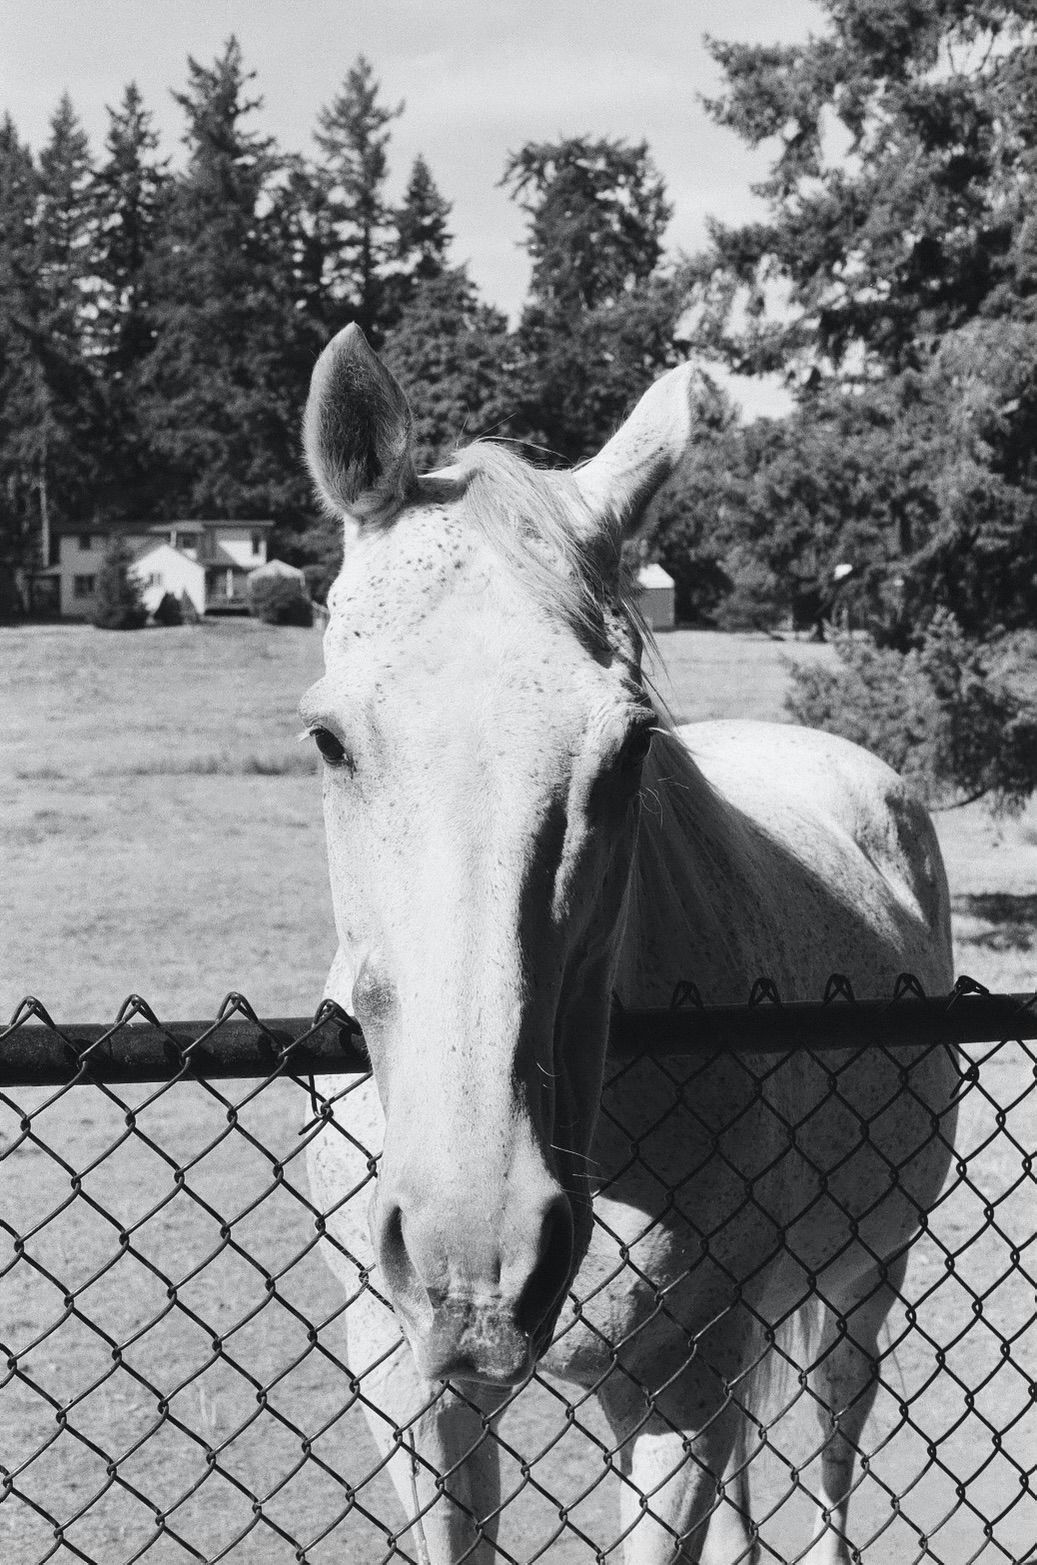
[[301, 326, 698, 1386]]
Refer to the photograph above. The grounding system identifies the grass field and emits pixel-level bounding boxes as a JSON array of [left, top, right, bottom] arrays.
[[0, 620, 1034, 1564]]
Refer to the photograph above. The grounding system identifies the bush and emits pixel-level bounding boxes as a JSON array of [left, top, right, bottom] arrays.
[[91, 538, 147, 630], [786, 611, 1037, 814], [247, 574, 313, 627], [152, 592, 183, 627]]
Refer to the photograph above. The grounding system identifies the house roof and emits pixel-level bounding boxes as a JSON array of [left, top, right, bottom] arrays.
[[54, 517, 274, 535], [637, 563, 675, 589], [129, 539, 205, 570]]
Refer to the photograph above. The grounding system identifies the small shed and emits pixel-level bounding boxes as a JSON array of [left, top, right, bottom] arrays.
[[635, 562, 676, 630]]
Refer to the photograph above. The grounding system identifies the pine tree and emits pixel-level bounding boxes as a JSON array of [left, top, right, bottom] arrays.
[[396, 156, 452, 283], [685, 0, 1037, 637], [503, 137, 671, 315], [693, 1, 1037, 382], [28, 97, 103, 565], [92, 83, 169, 379], [91, 534, 147, 628], [91, 83, 170, 517], [381, 267, 512, 469], [0, 116, 41, 605], [503, 137, 680, 460], [314, 56, 403, 342], [138, 38, 318, 529]]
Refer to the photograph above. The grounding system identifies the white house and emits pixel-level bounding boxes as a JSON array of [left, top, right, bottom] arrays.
[[635, 562, 676, 630], [46, 520, 274, 619]]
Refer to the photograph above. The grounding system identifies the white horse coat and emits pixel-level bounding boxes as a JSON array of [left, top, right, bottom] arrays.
[[300, 327, 957, 1564]]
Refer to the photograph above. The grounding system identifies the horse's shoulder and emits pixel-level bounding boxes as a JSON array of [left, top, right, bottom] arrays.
[[674, 719, 950, 943], [676, 719, 915, 820]]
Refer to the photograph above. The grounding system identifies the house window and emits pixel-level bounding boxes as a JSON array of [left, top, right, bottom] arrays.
[[78, 534, 93, 551], [175, 531, 198, 552], [251, 532, 262, 555], [73, 575, 96, 598]]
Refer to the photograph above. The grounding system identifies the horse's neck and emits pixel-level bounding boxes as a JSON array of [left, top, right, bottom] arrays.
[[614, 726, 762, 1007]]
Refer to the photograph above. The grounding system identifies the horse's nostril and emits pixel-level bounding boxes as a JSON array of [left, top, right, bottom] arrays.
[[516, 1195, 574, 1341], [377, 1203, 434, 1335]]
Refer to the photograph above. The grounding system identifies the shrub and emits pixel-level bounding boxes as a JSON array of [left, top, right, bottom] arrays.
[[91, 538, 147, 630], [247, 573, 313, 627], [786, 611, 1037, 814], [152, 592, 183, 627]]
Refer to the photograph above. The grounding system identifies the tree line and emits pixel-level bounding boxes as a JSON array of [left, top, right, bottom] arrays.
[[2, 4, 1035, 801], [0, 40, 683, 603]]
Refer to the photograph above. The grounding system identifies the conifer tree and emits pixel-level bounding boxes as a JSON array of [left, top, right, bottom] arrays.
[[91, 533, 147, 628], [91, 83, 170, 517], [381, 266, 512, 470], [0, 116, 42, 604], [503, 136, 680, 460], [28, 96, 102, 561], [92, 83, 169, 379], [314, 56, 403, 342], [683, 0, 1037, 637], [138, 38, 317, 529], [395, 155, 453, 283]]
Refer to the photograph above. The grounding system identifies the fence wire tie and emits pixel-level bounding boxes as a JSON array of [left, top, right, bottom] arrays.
[[670, 980, 704, 1009], [748, 977, 782, 1007], [892, 972, 927, 1002], [298, 998, 364, 1136]]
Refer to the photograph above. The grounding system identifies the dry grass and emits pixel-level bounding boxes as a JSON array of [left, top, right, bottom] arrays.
[[4, 620, 1033, 1013]]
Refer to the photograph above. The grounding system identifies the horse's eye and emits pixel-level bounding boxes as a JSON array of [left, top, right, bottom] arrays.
[[311, 726, 348, 766], [622, 727, 654, 770]]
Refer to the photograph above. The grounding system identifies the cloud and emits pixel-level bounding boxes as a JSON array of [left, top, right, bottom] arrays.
[[397, 49, 688, 131]]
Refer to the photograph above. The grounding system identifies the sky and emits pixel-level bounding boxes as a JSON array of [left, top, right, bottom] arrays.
[[0, 0, 823, 417]]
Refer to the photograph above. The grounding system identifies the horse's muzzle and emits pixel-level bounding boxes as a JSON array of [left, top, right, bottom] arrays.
[[375, 1191, 575, 1385], [410, 1299, 539, 1386]]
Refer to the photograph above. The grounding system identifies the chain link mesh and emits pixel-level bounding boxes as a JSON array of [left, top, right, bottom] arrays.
[[0, 982, 1033, 1564]]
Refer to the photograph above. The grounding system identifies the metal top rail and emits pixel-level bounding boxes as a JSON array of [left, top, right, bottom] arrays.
[[1, 977, 1035, 1088]]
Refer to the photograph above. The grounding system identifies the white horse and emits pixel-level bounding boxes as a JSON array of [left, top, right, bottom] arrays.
[[300, 326, 957, 1564]]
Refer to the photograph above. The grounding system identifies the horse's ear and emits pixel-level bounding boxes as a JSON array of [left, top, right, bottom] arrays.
[[572, 362, 698, 543], [303, 324, 415, 524]]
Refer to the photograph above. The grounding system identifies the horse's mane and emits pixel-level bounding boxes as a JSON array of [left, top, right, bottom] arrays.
[[422, 441, 645, 652]]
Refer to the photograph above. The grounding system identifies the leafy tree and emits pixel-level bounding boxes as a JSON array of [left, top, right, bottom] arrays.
[[640, 377, 740, 624], [138, 38, 318, 530], [91, 534, 147, 628], [503, 137, 680, 460], [247, 572, 313, 626], [314, 55, 403, 341], [787, 613, 1037, 814]]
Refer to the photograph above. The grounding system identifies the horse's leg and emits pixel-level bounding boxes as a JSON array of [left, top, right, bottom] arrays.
[[597, 1320, 760, 1565], [345, 1289, 506, 1564], [799, 1254, 907, 1565]]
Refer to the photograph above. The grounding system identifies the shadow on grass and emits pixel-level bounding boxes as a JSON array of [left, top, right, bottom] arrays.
[[953, 893, 1037, 952]]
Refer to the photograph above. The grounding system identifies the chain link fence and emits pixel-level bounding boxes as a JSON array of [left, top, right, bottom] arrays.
[[0, 981, 1034, 1564]]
